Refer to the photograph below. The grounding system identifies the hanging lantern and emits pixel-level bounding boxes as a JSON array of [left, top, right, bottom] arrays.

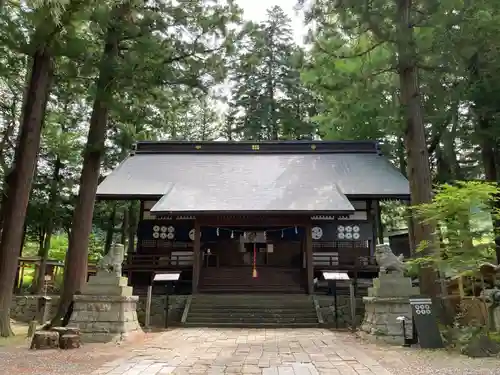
[[216, 227, 219, 236], [281, 229, 284, 239], [231, 230, 234, 239], [295, 226, 298, 234], [252, 243, 258, 278]]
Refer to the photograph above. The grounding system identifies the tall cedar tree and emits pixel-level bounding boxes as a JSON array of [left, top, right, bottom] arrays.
[[302, 0, 434, 250], [0, 50, 53, 336], [229, 6, 315, 140], [51, 2, 130, 324]]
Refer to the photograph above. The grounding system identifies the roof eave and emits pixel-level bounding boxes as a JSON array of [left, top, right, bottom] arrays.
[[345, 194, 410, 201], [149, 209, 356, 216], [95, 194, 411, 202], [95, 194, 163, 201]]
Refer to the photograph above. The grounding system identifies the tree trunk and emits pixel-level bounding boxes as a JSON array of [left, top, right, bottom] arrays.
[[51, 7, 125, 325], [396, 0, 434, 253], [33, 157, 62, 294], [0, 50, 53, 337], [104, 204, 117, 255], [397, 136, 407, 177]]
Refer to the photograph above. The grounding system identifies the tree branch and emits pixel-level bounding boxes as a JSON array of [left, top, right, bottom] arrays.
[[360, 1, 393, 42], [417, 63, 450, 73], [316, 40, 385, 59], [316, 66, 395, 92]]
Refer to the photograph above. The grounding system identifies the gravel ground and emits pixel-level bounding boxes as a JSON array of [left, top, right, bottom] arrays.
[[352, 335, 500, 375], [0, 331, 162, 375]]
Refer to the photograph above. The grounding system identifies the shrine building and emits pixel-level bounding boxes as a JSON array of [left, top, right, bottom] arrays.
[[96, 140, 410, 295]]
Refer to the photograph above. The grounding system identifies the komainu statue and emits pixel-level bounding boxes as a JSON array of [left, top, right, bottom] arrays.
[[374, 244, 406, 274], [97, 243, 125, 277]]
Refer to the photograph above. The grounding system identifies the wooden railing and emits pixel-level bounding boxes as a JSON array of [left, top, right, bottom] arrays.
[[312, 253, 377, 271], [125, 252, 194, 271], [124, 252, 378, 272]]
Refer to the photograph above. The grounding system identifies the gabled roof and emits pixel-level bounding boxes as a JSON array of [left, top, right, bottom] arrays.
[[96, 140, 409, 214]]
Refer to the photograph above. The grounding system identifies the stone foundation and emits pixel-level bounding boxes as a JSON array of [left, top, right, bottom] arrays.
[[360, 271, 419, 345], [315, 295, 364, 328], [360, 297, 413, 345], [69, 271, 143, 343], [70, 294, 142, 342]]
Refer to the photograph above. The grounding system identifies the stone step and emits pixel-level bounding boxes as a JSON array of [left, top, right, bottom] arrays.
[[190, 293, 311, 301], [190, 304, 311, 308], [188, 310, 318, 317], [191, 298, 313, 302], [189, 304, 312, 309], [186, 294, 318, 328], [183, 321, 320, 328], [187, 317, 319, 323], [189, 306, 315, 312], [198, 288, 305, 294], [186, 318, 318, 324]]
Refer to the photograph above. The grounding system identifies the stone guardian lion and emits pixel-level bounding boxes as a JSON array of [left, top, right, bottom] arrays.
[[374, 244, 406, 274], [97, 243, 125, 277]]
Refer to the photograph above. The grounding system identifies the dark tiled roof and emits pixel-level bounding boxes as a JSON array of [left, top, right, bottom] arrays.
[[96, 141, 409, 212]]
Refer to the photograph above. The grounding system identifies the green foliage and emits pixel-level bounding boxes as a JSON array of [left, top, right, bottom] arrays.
[[227, 6, 316, 140], [23, 232, 104, 261], [301, 0, 500, 182], [412, 181, 498, 272], [380, 201, 408, 233]]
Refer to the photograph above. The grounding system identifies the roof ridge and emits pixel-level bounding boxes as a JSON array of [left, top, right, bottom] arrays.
[[133, 140, 380, 154]]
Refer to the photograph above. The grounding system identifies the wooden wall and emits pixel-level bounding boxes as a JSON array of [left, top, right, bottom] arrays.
[[135, 199, 378, 268]]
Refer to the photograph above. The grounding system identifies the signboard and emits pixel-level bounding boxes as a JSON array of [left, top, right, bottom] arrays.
[[322, 271, 350, 280], [322, 271, 350, 329], [409, 296, 444, 349], [153, 272, 181, 282]]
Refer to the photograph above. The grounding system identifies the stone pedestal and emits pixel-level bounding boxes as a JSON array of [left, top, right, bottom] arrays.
[[360, 271, 420, 345], [69, 271, 143, 343]]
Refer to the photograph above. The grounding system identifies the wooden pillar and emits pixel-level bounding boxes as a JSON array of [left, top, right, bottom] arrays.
[[374, 200, 384, 244], [192, 220, 201, 293], [305, 221, 314, 294]]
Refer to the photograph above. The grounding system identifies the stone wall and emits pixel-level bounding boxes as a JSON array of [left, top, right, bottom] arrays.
[[11, 294, 188, 327], [315, 295, 364, 328], [136, 295, 188, 327], [10, 295, 60, 323]]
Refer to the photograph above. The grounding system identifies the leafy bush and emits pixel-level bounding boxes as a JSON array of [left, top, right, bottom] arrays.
[[411, 181, 498, 274]]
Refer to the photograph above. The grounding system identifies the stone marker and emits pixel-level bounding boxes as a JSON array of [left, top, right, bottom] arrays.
[[69, 244, 143, 343], [30, 331, 59, 350], [359, 244, 420, 345]]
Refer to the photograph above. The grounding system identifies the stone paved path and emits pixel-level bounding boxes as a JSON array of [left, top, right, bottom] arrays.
[[91, 328, 391, 375]]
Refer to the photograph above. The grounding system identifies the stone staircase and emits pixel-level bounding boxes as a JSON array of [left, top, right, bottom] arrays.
[[183, 294, 319, 327]]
